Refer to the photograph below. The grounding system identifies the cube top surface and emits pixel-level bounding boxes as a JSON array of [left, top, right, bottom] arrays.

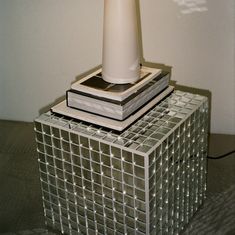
[[35, 90, 208, 156]]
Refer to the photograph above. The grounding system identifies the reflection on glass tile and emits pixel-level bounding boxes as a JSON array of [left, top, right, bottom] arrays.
[[123, 162, 133, 174], [62, 141, 70, 152], [134, 154, 144, 167], [102, 154, 111, 167], [61, 130, 69, 141], [35, 91, 208, 235], [134, 166, 145, 179]]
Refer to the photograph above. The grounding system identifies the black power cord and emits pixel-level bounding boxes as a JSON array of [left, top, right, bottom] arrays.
[[207, 150, 235, 160]]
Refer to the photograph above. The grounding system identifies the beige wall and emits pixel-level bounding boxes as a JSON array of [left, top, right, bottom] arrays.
[[0, 0, 234, 134]]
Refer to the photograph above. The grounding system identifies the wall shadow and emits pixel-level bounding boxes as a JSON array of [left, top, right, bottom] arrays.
[[136, 1, 172, 75], [136, 0, 212, 133], [38, 95, 65, 116], [38, 65, 102, 116]]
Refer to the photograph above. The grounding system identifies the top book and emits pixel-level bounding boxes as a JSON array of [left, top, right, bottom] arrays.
[[71, 66, 161, 102]]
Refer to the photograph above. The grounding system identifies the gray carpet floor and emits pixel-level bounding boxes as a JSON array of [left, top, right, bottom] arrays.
[[0, 120, 234, 234]]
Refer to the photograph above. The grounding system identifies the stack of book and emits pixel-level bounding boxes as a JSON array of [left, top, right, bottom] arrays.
[[51, 66, 173, 131]]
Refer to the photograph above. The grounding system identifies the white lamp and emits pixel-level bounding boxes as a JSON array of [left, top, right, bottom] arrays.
[[102, 0, 140, 84]]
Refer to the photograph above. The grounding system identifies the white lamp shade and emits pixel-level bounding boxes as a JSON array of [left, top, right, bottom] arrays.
[[102, 0, 140, 84]]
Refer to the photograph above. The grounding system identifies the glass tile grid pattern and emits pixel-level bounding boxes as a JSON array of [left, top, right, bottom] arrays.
[[34, 90, 208, 235]]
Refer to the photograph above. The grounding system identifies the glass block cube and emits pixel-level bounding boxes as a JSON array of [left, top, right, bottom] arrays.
[[34, 90, 208, 235]]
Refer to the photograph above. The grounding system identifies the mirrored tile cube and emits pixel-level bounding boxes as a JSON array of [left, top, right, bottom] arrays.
[[35, 91, 208, 235]]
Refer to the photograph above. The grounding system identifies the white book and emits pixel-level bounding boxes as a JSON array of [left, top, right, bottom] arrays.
[[71, 66, 161, 102]]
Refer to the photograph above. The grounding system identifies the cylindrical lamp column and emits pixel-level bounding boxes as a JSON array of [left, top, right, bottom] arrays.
[[102, 0, 140, 84]]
